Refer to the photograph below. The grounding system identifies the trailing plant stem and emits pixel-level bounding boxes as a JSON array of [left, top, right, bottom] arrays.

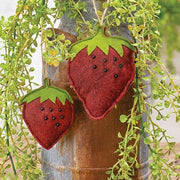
[[72, 0, 86, 24], [135, 67, 153, 154], [5, 103, 17, 176], [147, 67, 178, 116]]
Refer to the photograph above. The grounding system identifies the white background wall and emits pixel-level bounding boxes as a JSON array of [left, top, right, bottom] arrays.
[[0, 0, 180, 142]]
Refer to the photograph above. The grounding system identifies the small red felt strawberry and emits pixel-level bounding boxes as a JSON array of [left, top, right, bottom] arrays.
[[68, 26, 137, 120], [20, 78, 74, 150]]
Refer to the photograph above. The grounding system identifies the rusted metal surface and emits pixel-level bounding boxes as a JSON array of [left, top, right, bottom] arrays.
[[42, 61, 135, 179], [41, 61, 149, 180], [41, 0, 149, 179]]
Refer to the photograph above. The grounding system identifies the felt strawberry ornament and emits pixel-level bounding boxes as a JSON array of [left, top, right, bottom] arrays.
[[20, 78, 74, 150], [68, 25, 137, 120]]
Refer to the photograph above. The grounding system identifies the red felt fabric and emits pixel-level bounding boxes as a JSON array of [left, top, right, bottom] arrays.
[[68, 45, 135, 120], [22, 98, 74, 150]]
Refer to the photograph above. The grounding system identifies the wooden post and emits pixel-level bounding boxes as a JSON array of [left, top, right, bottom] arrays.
[[41, 1, 149, 179]]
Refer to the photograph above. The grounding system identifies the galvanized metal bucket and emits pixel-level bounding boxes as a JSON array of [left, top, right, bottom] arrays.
[[41, 1, 149, 178], [41, 60, 149, 180]]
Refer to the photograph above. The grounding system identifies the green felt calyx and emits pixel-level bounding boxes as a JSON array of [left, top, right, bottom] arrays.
[[20, 78, 73, 105], [69, 25, 137, 59]]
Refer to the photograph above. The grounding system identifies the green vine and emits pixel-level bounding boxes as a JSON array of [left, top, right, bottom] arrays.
[[0, 0, 180, 179], [5, 100, 17, 176]]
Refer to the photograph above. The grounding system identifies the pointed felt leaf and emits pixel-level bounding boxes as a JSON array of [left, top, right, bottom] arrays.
[[70, 41, 88, 57], [69, 25, 137, 59], [108, 40, 124, 57], [97, 41, 110, 55], [20, 79, 73, 105], [87, 43, 97, 55]]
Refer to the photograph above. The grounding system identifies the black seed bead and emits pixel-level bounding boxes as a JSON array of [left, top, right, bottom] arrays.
[[61, 115, 65, 119], [114, 74, 118, 78], [104, 68, 108, 72], [92, 55, 96, 59], [113, 57, 117, 61], [40, 107, 44, 111], [93, 65, 97, 69], [104, 59, 107, 63], [52, 116, 56, 120], [49, 108, 53, 112], [119, 64, 123, 68], [58, 108, 62, 112], [44, 116, 48, 120], [56, 123, 60, 127]]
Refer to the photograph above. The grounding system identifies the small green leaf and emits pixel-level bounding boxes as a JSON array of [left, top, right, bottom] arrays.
[[30, 48, 36, 53], [59, 34, 65, 40], [8, 146, 14, 152], [144, 137, 152, 145], [120, 115, 128, 123], [31, 26, 40, 34], [29, 67, 35, 72], [135, 162, 140, 169], [24, 58, 32, 65], [34, 168, 42, 174], [176, 116, 180, 122], [105, 170, 111, 175], [45, 29, 53, 37], [164, 100, 170, 108], [143, 76, 150, 81], [156, 114, 162, 120], [118, 132, 122, 138], [130, 5, 136, 12], [5, 164, 11, 169], [115, 18, 120, 26]]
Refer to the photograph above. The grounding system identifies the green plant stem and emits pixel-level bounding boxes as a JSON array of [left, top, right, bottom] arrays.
[[8, 0, 27, 34], [135, 67, 154, 154], [5, 104, 17, 176], [147, 67, 178, 116], [72, 0, 86, 24], [4, 18, 18, 175], [145, 101, 163, 117]]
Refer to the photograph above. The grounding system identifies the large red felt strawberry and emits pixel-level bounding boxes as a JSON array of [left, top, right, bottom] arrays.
[[68, 26, 136, 120], [20, 78, 74, 150]]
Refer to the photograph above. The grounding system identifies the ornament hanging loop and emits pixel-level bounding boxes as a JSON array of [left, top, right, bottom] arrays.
[[92, 0, 110, 26], [100, 0, 109, 25]]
